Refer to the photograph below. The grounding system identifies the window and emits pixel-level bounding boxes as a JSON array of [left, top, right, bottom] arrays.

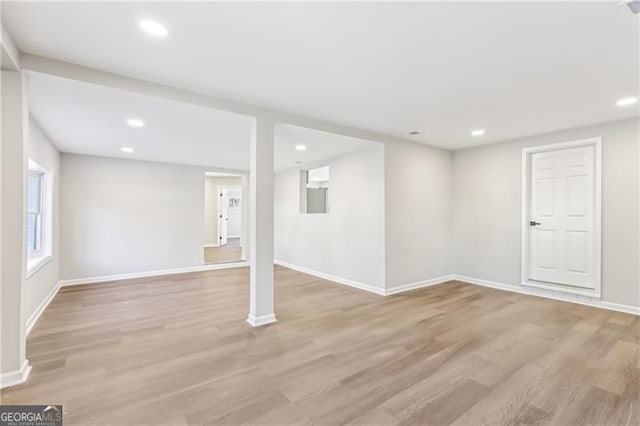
[[27, 159, 52, 276], [300, 166, 329, 214], [228, 197, 240, 208], [27, 172, 44, 254]]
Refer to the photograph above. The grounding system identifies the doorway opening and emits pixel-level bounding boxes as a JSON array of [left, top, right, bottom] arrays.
[[204, 172, 245, 264]]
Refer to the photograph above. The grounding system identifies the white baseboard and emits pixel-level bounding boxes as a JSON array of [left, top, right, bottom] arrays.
[[597, 300, 640, 316], [275, 260, 453, 297], [0, 359, 31, 389], [26, 281, 61, 336], [274, 259, 386, 295], [204, 243, 219, 248], [385, 275, 455, 296], [246, 313, 277, 327], [451, 275, 640, 316], [59, 262, 249, 287], [273, 262, 639, 316]]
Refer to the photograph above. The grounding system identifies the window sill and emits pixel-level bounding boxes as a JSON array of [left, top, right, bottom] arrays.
[[27, 255, 53, 279]]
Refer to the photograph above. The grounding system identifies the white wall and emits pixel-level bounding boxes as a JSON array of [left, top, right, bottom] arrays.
[[203, 175, 243, 246], [452, 118, 640, 307], [24, 120, 60, 322], [274, 145, 386, 289], [61, 154, 206, 279], [384, 140, 452, 289], [1, 70, 28, 379]]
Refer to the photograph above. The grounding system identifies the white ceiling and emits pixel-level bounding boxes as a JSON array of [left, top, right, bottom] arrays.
[[27, 72, 373, 172], [27, 72, 253, 171], [275, 123, 374, 172], [3, 2, 639, 149]]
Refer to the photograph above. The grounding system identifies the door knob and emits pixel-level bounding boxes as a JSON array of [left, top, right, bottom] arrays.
[[529, 221, 541, 226]]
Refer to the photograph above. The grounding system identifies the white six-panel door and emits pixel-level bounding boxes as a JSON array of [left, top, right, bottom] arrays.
[[523, 139, 601, 295]]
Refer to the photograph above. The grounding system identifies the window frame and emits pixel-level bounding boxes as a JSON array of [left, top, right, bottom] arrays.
[[299, 165, 330, 214], [27, 171, 45, 256], [26, 159, 53, 278]]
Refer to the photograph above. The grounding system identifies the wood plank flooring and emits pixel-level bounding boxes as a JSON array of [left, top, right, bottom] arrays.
[[204, 238, 242, 264], [1, 266, 638, 425]]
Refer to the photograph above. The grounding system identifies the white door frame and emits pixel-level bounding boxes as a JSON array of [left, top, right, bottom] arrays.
[[520, 137, 602, 298]]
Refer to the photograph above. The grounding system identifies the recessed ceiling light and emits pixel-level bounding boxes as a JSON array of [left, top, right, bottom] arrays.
[[121, 147, 134, 153], [127, 118, 145, 128], [295, 144, 307, 151], [408, 131, 420, 136], [471, 129, 485, 137], [139, 20, 168, 37], [616, 97, 638, 107]]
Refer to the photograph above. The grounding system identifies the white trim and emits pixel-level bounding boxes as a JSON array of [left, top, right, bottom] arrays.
[[274, 259, 386, 295], [59, 262, 249, 287], [452, 275, 640, 316], [27, 159, 54, 263], [521, 280, 602, 298], [384, 275, 455, 295], [0, 360, 32, 389], [26, 255, 53, 278], [246, 313, 277, 327], [205, 172, 243, 178], [204, 243, 219, 248], [521, 137, 602, 298], [275, 260, 454, 297], [25, 281, 61, 336]]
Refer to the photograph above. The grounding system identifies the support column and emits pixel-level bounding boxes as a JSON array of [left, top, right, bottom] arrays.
[[1, 70, 30, 387], [247, 116, 276, 327]]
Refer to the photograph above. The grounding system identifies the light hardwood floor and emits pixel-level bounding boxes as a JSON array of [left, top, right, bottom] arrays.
[[2, 266, 638, 425], [204, 238, 242, 264]]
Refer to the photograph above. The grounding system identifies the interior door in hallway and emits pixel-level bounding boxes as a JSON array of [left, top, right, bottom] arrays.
[[218, 188, 228, 246]]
